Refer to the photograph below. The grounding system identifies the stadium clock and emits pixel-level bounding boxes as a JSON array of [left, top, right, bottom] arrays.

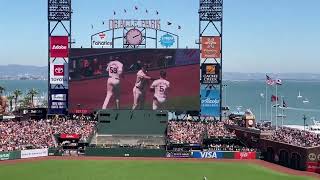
[[126, 29, 142, 45]]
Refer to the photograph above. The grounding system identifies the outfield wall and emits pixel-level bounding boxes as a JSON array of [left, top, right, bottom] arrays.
[[85, 147, 166, 157], [0, 148, 49, 161]]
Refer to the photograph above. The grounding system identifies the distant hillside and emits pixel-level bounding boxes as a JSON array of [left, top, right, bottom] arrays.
[[0, 64, 47, 77]]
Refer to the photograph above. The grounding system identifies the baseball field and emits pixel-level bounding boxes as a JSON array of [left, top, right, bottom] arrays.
[[0, 157, 318, 180]]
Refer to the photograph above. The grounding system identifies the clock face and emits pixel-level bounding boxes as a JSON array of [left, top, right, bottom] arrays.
[[126, 29, 142, 45]]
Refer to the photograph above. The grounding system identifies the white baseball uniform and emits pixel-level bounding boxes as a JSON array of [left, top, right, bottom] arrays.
[[150, 79, 170, 110], [102, 60, 123, 109], [132, 70, 149, 110]]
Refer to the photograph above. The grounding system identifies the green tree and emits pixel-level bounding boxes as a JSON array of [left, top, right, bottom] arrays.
[[27, 88, 38, 107], [20, 95, 32, 108], [7, 95, 14, 112], [0, 86, 5, 95], [13, 89, 22, 110]]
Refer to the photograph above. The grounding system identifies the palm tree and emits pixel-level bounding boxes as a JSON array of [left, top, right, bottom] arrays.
[[20, 96, 32, 108], [0, 86, 5, 95], [13, 89, 22, 110], [7, 95, 14, 112], [27, 88, 39, 107]]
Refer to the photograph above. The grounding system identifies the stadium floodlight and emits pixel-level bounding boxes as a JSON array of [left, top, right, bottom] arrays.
[[48, 0, 71, 21], [199, 0, 223, 21]]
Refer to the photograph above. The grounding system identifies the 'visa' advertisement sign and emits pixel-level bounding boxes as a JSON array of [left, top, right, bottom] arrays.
[[192, 151, 223, 159]]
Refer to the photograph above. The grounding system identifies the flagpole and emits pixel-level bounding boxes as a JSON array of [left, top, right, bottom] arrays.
[[270, 101, 273, 126], [275, 84, 278, 130], [265, 79, 268, 120], [259, 104, 262, 121], [281, 96, 284, 127]]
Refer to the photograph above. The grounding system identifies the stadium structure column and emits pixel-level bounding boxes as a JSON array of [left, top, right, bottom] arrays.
[[48, 0, 72, 115], [199, 0, 223, 120]]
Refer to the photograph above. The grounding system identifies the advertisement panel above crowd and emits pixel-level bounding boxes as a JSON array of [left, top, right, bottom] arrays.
[[69, 48, 200, 113], [50, 36, 69, 58]]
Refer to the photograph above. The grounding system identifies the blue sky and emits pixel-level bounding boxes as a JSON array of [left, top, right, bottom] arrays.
[[0, 0, 319, 73]]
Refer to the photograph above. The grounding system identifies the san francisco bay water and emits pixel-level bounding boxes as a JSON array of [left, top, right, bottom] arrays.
[[0, 80, 319, 125]]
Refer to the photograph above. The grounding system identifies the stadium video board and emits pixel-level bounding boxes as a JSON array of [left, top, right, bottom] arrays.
[[69, 48, 200, 113]]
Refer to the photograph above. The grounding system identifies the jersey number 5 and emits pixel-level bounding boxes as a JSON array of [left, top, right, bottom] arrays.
[[159, 86, 165, 92]]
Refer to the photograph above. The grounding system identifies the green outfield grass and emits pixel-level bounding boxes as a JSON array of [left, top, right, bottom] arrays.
[[0, 160, 314, 180]]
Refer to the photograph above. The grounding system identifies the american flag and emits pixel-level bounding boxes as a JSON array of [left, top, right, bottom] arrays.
[[266, 75, 275, 86]]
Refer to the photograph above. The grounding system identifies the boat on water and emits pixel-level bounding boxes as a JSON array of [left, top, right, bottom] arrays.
[[297, 91, 302, 98], [303, 98, 309, 104], [276, 114, 286, 118], [283, 118, 320, 134]]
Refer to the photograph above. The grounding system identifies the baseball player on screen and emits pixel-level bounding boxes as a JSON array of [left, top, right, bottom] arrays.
[[132, 65, 153, 110], [102, 57, 123, 109], [150, 70, 170, 110]]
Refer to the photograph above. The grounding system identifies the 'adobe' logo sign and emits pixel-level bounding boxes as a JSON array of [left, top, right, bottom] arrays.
[[54, 65, 64, 76], [50, 36, 68, 58]]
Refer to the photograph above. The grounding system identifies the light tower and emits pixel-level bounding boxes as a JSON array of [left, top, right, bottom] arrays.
[[199, 0, 223, 120], [48, 0, 72, 115]]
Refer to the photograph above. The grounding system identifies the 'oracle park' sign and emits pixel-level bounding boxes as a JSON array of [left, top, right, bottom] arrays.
[[109, 19, 161, 30]]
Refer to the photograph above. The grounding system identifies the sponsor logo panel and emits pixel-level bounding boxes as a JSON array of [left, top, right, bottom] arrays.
[[50, 36, 69, 58], [200, 89, 220, 116], [50, 62, 68, 85], [160, 34, 175, 48], [192, 151, 224, 159], [92, 32, 112, 47], [306, 162, 320, 173], [201, 63, 220, 84], [166, 151, 191, 158], [234, 152, 256, 159], [201, 36, 221, 58]]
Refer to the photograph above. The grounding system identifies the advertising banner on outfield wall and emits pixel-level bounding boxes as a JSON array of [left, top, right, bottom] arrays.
[[166, 151, 191, 158], [21, 148, 48, 159], [50, 62, 68, 85], [0, 151, 21, 161], [201, 36, 221, 58], [50, 36, 69, 58], [306, 162, 320, 173], [200, 89, 220, 117], [192, 151, 224, 159], [234, 152, 256, 159], [201, 63, 220, 84]]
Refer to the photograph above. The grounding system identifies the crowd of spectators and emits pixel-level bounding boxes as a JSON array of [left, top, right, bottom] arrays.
[[50, 118, 96, 142], [167, 121, 206, 144], [267, 127, 320, 147], [0, 120, 54, 152], [167, 120, 236, 144], [206, 121, 236, 138], [0, 118, 97, 152]]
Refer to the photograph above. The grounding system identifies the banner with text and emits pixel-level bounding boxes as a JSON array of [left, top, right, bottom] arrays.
[[192, 151, 224, 159], [200, 89, 220, 117], [21, 148, 48, 159], [50, 36, 69, 58], [166, 151, 191, 158]]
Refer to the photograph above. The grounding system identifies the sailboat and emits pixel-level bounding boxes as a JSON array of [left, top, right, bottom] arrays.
[[297, 91, 302, 98]]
